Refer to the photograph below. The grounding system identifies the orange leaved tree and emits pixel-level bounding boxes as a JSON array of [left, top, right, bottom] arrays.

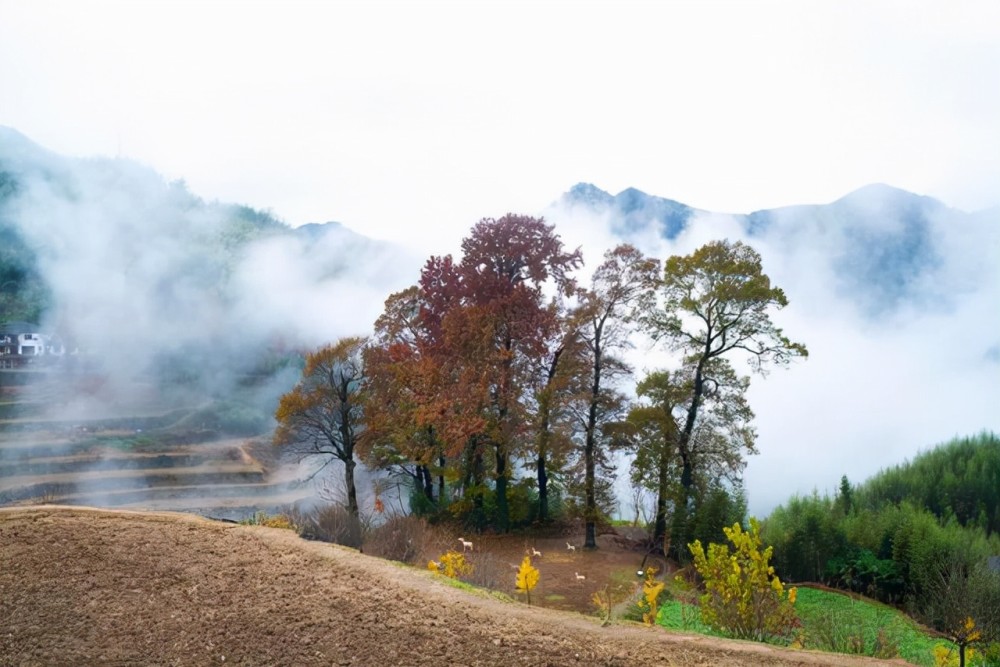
[[274, 336, 367, 542]]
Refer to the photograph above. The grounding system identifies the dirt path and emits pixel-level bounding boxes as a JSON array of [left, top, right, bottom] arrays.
[[0, 507, 910, 666]]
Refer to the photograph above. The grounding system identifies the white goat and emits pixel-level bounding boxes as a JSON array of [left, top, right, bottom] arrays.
[[566, 542, 576, 552], [458, 537, 474, 552], [574, 572, 586, 581], [531, 547, 542, 557]]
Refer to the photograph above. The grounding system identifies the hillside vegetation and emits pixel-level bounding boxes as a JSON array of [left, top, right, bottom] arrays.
[[762, 433, 1000, 664]]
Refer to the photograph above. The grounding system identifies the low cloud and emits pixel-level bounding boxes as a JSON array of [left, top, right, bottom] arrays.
[[3, 144, 420, 408], [546, 186, 1000, 516]]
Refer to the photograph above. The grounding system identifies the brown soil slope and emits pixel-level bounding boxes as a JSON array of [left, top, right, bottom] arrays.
[[0, 507, 909, 666]]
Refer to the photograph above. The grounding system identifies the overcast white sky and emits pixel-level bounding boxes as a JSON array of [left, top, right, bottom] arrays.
[[2, 1, 998, 517], [2, 0, 999, 255]]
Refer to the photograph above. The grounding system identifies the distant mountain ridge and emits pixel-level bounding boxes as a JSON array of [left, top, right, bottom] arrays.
[[560, 182, 995, 316], [564, 183, 698, 239], [0, 126, 416, 395], [3, 122, 995, 349], [0, 126, 398, 327]]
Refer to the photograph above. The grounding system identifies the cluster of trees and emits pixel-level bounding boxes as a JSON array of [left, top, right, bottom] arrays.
[[275, 214, 806, 555], [0, 172, 49, 323], [856, 432, 1000, 535], [762, 433, 1000, 663]]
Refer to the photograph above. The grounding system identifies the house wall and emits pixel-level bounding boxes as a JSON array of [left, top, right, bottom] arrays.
[[0, 330, 65, 368]]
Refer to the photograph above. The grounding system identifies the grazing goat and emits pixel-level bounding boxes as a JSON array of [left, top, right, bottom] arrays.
[[574, 572, 586, 581], [566, 542, 576, 552], [458, 537, 474, 552], [531, 547, 542, 557]]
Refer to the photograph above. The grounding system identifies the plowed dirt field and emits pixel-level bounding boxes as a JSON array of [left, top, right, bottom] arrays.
[[0, 507, 910, 666]]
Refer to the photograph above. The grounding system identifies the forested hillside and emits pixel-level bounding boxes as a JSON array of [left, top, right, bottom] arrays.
[[762, 433, 1000, 660], [857, 432, 1000, 534], [0, 171, 48, 322]]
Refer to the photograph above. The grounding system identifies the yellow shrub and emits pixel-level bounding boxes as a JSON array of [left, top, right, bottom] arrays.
[[934, 643, 976, 667], [239, 511, 297, 531], [689, 518, 797, 641], [434, 550, 473, 579], [639, 567, 665, 626], [515, 556, 540, 605]]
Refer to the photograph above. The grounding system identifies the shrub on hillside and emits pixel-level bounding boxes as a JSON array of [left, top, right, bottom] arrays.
[[239, 511, 297, 530], [291, 504, 362, 548], [363, 515, 430, 564], [689, 518, 798, 642]]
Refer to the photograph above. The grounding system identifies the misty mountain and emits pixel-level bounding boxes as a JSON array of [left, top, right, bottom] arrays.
[[2, 127, 997, 518], [550, 181, 999, 516], [559, 182, 993, 316], [0, 126, 418, 404]]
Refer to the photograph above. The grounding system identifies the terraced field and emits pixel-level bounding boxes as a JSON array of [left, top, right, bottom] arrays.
[[0, 370, 310, 520]]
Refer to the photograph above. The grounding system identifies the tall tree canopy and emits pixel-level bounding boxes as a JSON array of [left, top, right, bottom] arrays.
[[366, 214, 582, 531], [363, 286, 449, 504], [527, 313, 582, 523], [274, 336, 367, 533], [624, 358, 755, 552], [573, 244, 659, 548], [623, 369, 686, 546], [445, 215, 581, 531], [642, 239, 806, 559]]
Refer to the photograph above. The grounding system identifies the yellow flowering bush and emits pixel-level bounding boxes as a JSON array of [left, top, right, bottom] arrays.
[[432, 550, 473, 579], [639, 567, 665, 626], [689, 518, 798, 641], [933, 642, 977, 667], [514, 556, 540, 605]]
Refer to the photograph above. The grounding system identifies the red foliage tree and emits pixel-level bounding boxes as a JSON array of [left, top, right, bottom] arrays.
[[420, 214, 581, 531]]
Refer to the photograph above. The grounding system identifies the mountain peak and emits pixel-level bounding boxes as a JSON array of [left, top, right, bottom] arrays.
[[834, 183, 944, 213], [0, 126, 60, 172], [565, 182, 613, 207]]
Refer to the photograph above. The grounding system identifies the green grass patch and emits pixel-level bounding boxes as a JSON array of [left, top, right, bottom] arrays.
[[544, 594, 566, 602], [658, 585, 955, 666], [793, 587, 943, 665], [432, 574, 515, 603], [657, 599, 719, 636]]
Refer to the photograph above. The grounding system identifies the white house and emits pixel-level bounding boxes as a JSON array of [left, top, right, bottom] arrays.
[[0, 321, 65, 368]]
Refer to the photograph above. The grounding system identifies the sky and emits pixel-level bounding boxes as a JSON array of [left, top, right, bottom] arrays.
[[2, 1, 1000, 255], [1, 1, 999, 517]]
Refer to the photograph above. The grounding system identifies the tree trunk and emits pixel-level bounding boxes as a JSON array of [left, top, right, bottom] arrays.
[[419, 464, 434, 502], [344, 456, 359, 518], [343, 455, 363, 549], [538, 453, 549, 522], [584, 344, 602, 549], [653, 444, 670, 548], [669, 356, 706, 561], [495, 444, 509, 532], [471, 446, 486, 531], [337, 372, 360, 522], [536, 347, 562, 525], [438, 454, 446, 503], [669, 450, 694, 562]]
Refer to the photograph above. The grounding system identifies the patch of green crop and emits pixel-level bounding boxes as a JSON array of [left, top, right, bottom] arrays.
[[657, 599, 717, 636], [657, 585, 952, 666], [793, 587, 945, 665]]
